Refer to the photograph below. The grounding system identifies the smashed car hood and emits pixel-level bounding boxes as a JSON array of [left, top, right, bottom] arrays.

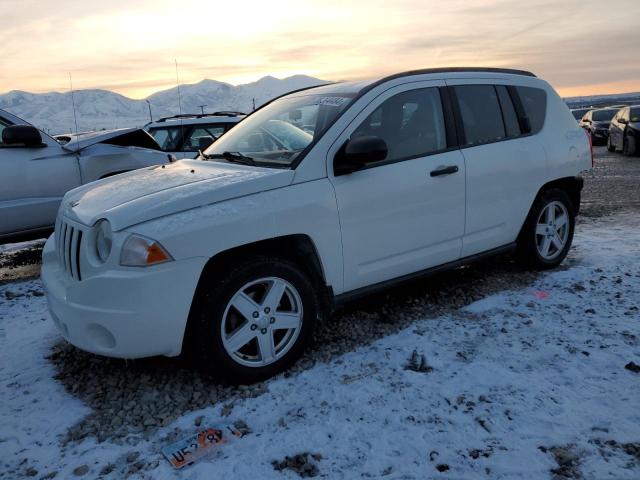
[[63, 160, 295, 230], [61, 128, 160, 152]]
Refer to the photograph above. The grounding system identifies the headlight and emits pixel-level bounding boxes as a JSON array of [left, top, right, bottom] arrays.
[[120, 234, 173, 267], [94, 220, 113, 263]]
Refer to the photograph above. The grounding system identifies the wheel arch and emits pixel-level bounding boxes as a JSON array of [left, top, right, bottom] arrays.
[[536, 176, 583, 215], [517, 176, 583, 240], [183, 234, 331, 353]]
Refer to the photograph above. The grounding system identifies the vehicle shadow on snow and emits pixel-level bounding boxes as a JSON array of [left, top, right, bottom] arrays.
[[48, 251, 549, 445]]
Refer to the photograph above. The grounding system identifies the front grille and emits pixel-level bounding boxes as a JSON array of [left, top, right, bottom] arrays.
[[56, 219, 83, 281]]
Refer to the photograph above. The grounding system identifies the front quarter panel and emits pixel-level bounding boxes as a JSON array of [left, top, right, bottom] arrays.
[[131, 178, 344, 294]]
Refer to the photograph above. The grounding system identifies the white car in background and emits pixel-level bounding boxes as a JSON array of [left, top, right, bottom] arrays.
[[0, 109, 171, 242], [145, 112, 245, 159], [42, 68, 591, 384]]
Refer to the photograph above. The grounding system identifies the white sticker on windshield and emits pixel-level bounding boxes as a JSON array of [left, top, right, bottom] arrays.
[[318, 97, 347, 107]]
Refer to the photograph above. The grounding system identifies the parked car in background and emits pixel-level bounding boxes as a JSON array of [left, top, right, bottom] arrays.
[[570, 108, 590, 121], [42, 68, 591, 383], [146, 112, 245, 159], [0, 108, 170, 242], [579, 108, 618, 145], [608, 105, 640, 155]]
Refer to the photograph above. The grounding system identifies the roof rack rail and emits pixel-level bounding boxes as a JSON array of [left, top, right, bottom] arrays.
[[154, 112, 246, 123]]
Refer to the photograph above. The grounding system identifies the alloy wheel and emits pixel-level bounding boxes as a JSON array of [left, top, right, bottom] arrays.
[[535, 201, 570, 260], [220, 277, 303, 367]]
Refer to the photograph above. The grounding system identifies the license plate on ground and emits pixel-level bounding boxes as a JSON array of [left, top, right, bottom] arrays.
[[162, 425, 243, 469]]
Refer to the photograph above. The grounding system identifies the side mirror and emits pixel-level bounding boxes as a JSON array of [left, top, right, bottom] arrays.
[[2, 125, 44, 147], [619, 118, 628, 124], [334, 136, 388, 175]]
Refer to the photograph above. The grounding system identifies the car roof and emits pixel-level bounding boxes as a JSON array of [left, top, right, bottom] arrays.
[[287, 67, 537, 98], [147, 112, 245, 128]]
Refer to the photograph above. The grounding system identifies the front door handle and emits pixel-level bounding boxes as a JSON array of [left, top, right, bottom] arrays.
[[430, 165, 459, 177]]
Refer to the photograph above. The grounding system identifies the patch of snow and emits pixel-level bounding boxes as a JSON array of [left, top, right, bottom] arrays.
[[1, 214, 639, 479]]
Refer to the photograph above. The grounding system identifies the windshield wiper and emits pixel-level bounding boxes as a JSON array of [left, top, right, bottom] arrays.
[[202, 151, 257, 166]]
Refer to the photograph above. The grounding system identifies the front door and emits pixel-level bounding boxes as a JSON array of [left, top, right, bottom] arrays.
[[329, 82, 466, 292]]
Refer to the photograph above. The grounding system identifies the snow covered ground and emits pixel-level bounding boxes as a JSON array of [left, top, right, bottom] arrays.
[[1, 214, 639, 479]]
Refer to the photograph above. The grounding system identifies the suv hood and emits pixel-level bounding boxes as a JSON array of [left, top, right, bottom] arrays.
[[63, 160, 295, 230]]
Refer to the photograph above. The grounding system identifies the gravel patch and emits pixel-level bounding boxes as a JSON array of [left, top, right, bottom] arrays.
[[581, 146, 640, 218], [0, 240, 44, 284]]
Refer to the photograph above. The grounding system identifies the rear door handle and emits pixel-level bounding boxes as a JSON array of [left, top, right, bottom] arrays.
[[430, 165, 459, 177]]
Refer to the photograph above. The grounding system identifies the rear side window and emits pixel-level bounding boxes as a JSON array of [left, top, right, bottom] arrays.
[[515, 86, 547, 134], [495, 86, 521, 137], [454, 85, 505, 146]]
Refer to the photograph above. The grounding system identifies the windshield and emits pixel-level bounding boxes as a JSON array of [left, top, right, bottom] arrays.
[[203, 93, 354, 167], [592, 110, 616, 122], [571, 109, 588, 120]]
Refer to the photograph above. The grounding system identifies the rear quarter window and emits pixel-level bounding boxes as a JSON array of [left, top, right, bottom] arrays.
[[516, 86, 547, 134]]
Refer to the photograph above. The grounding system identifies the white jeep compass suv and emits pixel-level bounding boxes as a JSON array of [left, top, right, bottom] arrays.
[[42, 68, 592, 383]]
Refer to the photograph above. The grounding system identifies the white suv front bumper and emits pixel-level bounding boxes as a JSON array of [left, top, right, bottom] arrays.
[[41, 234, 207, 358]]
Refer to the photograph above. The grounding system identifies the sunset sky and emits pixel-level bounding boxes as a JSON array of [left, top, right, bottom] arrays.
[[1, 0, 638, 98]]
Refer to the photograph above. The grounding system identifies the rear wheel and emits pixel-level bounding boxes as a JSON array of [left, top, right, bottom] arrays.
[[517, 189, 575, 270], [189, 256, 319, 384]]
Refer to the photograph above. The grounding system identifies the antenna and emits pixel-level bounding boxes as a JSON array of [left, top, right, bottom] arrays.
[[69, 72, 79, 145], [175, 59, 185, 154]]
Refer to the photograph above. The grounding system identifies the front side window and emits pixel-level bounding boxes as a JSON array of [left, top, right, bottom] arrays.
[[630, 108, 640, 123], [351, 87, 447, 163], [515, 86, 547, 134], [454, 85, 506, 146], [204, 93, 354, 167]]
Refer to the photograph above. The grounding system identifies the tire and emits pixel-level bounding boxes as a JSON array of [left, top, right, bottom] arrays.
[[606, 135, 616, 152], [189, 255, 320, 384], [517, 188, 575, 270]]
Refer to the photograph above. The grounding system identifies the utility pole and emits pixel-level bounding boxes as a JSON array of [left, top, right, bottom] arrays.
[[145, 100, 153, 122], [198, 104, 207, 115], [252, 98, 256, 111]]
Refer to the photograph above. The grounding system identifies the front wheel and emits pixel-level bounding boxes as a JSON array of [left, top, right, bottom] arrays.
[[189, 256, 320, 384], [607, 135, 616, 152], [517, 189, 575, 270]]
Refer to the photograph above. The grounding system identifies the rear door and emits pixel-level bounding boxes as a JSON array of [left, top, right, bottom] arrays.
[[447, 81, 547, 256], [329, 82, 466, 292], [0, 120, 81, 236]]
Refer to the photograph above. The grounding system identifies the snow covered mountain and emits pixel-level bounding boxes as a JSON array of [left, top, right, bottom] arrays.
[[0, 75, 327, 135]]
